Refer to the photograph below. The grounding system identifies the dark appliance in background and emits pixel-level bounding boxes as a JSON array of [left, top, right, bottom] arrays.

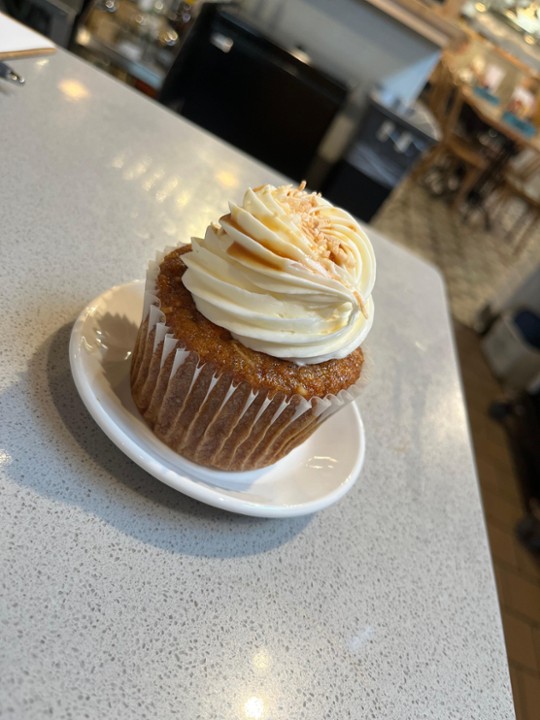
[[159, 3, 349, 183], [1, 0, 87, 47], [322, 91, 438, 222]]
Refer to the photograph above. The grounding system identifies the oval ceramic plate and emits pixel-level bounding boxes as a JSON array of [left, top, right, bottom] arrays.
[[69, 280, 365, 517]]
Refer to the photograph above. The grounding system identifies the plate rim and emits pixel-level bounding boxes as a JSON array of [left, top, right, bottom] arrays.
[[69, 280, 365, 518]]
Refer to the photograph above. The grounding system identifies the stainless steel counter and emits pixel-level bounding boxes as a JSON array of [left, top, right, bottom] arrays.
[[0, 49, 515, 719]]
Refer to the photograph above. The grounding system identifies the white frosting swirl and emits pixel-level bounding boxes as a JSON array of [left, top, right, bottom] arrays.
[[182, 184, 376, 365]]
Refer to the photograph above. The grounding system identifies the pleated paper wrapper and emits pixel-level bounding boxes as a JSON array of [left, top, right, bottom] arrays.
[[130, 247, 364, 472]]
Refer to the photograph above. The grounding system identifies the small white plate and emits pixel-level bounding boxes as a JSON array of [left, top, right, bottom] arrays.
[[69, 280, 365, 518]]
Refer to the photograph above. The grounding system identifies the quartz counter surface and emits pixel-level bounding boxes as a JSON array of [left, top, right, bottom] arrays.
[[0, 49, 514, 719]]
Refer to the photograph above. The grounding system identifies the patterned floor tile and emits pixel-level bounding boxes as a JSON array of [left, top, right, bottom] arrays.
[[372, 180, 540, 327]]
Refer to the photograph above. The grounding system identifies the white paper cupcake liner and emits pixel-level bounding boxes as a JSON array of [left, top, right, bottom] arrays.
[[131, 246, 364, 471]]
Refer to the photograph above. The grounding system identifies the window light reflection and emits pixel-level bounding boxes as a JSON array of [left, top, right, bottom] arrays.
[[306, 455, 337, 470], [143, 170, 165, 192], [215, 169, 239, 188], [156, 177, 179, 203], [58, 79, 90, 101], [0, 449, 13, 467], [252, 649, 271, 671], [244, 696, 265, 720], [175, 189, 193, 209], [111, 153, 127, 169], [123, 158, 150, 181]]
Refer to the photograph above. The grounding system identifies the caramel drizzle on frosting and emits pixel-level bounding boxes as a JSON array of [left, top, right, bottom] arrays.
[[280, 183, 367, 318]]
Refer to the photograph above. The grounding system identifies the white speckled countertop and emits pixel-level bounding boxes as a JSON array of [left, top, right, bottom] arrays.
[[0, 50, 514, 719]]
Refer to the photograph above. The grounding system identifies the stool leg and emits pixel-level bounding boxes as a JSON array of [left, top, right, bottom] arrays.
[[512, 208, 538, 255], [487, 185, 506, 221], [452, 166, 482, 210], [410, 144, 444, 182]]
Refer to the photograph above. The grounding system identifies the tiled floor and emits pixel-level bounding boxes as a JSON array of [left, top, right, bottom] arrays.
[[372, 179, 540, 326], [454, 322, 540, 720]]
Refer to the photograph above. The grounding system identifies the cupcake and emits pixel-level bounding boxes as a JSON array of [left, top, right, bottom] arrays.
[[130, 183, 376, 471]]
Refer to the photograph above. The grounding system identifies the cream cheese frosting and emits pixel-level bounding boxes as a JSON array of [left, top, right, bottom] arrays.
[[182, 183, 376, 365]]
